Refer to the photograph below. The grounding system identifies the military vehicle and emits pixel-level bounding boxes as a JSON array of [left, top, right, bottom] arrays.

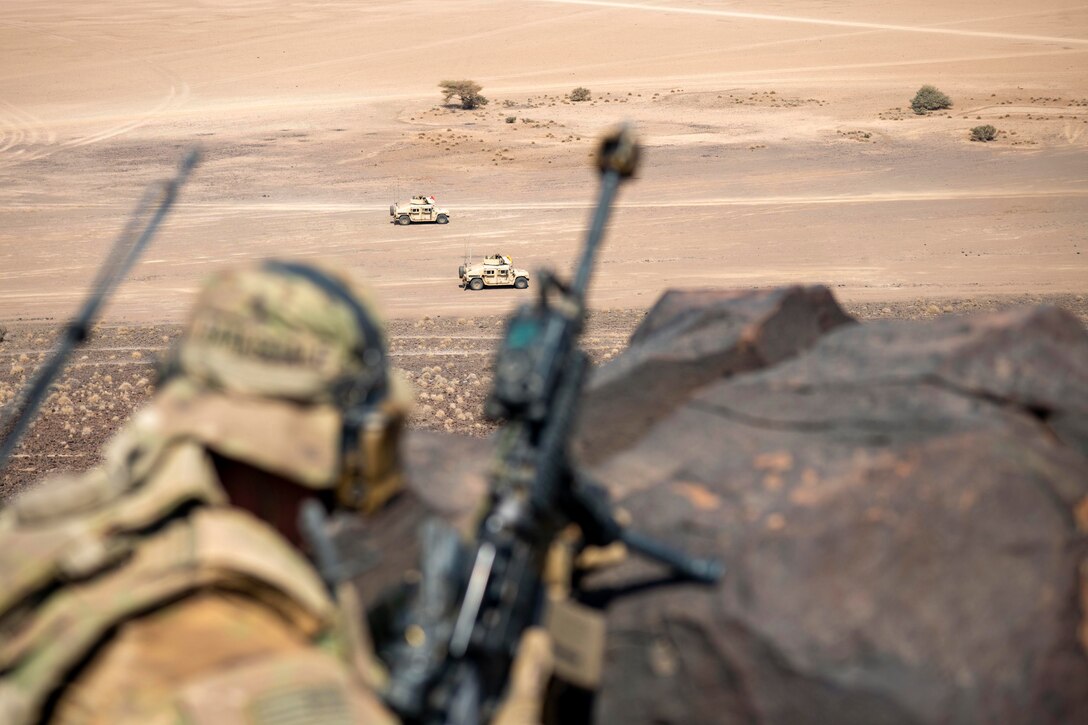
[[389, 194, 450, 225], [459, 254, 530, 291]]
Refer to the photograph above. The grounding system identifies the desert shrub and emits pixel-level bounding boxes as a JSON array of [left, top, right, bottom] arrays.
[[0, 324, 6, 343], [439, 80, 489, 110], [505, 116, 516, 123], [970, 124, 997, 142], [569, 87, 591, 102], [911, 85, 952, 114]]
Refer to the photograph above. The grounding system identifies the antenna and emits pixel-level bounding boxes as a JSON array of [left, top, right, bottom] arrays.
[[0, 148, 201, 472]]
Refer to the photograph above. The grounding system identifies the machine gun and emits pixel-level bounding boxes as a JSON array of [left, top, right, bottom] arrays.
[[382, 126, 722, 724], [0, 149, 200, 474]]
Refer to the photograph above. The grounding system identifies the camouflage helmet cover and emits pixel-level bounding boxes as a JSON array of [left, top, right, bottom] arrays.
[[176, 260, 388, 404], [160, 260, 409, 499]]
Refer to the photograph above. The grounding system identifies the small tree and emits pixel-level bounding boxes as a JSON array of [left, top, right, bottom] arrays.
[[569, 87, 591, 102], [439, 80, 488, 110], [911, 85, 952, 114], [970, 124, 997, 142]]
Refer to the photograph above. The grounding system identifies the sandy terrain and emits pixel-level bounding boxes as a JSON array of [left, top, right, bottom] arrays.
[[1, 2, 1086, 490], [0, 0, 1085, 324]]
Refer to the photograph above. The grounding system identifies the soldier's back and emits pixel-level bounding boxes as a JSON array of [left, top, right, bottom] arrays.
[[0, 436, 392, 725]]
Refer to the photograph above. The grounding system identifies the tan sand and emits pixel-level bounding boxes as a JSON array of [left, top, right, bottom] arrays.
[[0, 0, 1085, 322]]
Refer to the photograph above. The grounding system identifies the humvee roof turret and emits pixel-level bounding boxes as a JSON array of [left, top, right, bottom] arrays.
[[459, 254, 530, 291], [390, 194, 450, 225]]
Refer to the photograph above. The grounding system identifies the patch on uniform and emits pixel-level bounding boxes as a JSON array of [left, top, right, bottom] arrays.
[[249, 685, 351, 725]]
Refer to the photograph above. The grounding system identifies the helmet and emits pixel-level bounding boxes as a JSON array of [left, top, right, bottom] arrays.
[[157, 259, 410, 513]]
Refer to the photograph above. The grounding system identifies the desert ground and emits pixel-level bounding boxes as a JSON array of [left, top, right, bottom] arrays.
[[1, 0, 1086, 491]]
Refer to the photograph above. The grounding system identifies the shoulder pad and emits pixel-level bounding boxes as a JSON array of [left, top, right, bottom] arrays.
[[0, 505, 336, 724], [1, 441, 226, 618]]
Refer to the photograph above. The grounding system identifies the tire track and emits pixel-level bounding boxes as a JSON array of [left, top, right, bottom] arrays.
[[958, 104, 1088, 117], [537, 0, 1088, 46], [0, 101, 57, 164], [191, 8, 603, 92], [487, 45, 1088, 97], [2, 185, 1082, 239], [492, 5, 1088, 86], [59, 79, 190, 150], [24, 187, 1075, 214], [0, 15, 192, 167]]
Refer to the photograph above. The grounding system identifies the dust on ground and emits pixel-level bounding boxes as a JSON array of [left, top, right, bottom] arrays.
[[3, 293, 1085, 500]]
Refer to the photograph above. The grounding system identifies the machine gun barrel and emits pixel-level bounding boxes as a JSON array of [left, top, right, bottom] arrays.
[[570, 125, 639, 306], [568, 472, 724, 585], [0, 149, 200, 472]]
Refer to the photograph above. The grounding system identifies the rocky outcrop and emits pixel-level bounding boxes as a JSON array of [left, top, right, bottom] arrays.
[[585, 304, 1088, 724], [361, 291, 1088, 724], [343, 430, 488, 608], [575, 286, 854, 465]]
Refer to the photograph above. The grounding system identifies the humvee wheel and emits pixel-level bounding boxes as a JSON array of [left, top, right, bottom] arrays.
[[514, 277, 529, 289], [396, 215, 411, 226], [469, 278, 484, 291], [458, 265, 466, 278], [436, 214, 449, 224]]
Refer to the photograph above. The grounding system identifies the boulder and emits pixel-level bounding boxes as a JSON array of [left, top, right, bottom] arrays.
[[585, 304, 1088, 724], [358, 292, 1088, 724], [575, 286, 854, 465], [342, 429, 488, 608]]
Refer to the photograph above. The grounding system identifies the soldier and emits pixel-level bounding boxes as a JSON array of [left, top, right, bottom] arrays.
[[0, 259, 550, 724]]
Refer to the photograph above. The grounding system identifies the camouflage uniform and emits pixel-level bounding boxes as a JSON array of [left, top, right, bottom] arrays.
[[0, 261, 410, 724]]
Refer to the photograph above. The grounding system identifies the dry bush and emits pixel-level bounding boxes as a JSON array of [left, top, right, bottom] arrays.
[[439, 80, 489, 110], [970, 124, 997, 142], [911, 85, 952, 114], [570, 87, 591, 102]]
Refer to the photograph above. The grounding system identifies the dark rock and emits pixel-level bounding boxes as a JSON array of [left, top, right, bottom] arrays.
[[360, 292, 1088, 725], [401, 429, 488, 526], [585, 304, 1088, 725], [575, 286, 854, 465], [346, 429, 488, 609]]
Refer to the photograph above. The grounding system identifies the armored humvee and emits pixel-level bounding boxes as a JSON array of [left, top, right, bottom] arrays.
[[390, 194, 450, 225], [459, 254, 530, 291]]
